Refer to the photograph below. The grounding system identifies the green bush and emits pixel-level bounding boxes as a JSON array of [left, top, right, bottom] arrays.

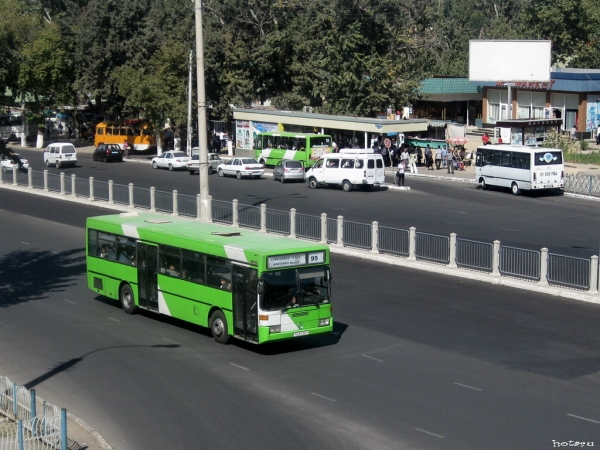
[[580, 140, 589, 151], [564, 151, 600, 165]]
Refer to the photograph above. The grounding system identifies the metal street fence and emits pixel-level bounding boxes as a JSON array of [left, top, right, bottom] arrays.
[[2, 168, 600, 295], [564, 174, 600, 197], [0, 376, 66, 450]]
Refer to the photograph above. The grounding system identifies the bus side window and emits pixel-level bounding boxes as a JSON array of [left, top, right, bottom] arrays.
[[355, 160, 364, 169], [160, 245, 181, 277], [182, 250, 205, 283], [206, 256, 232, 289], [96, 128, 103, 136], [106, 128, 112, 136], [476, 153, 482, 166]]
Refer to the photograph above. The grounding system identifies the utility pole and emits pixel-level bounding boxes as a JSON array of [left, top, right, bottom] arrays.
[[194, 0, 210, 221], [187, 49, 193, 156]]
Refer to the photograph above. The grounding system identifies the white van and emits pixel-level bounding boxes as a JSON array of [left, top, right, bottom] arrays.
[[43, 142, 77, 168], [305, 149, 385, 192]]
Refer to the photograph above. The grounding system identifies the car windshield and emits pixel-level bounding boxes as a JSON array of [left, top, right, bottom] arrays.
[[260, 266, 330, 311], [173, 152, 188, 158], [241, 158, 259, 164]]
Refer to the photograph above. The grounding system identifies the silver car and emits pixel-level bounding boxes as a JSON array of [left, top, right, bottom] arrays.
[[186, 153, 223, 175], [272, 159, 305, 183]]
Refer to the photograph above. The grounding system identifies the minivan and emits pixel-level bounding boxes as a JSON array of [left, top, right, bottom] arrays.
[[305, 149, 385, 191], [43, 142, 77, 168]]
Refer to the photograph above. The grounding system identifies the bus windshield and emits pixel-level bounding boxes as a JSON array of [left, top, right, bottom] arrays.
[[261, 266, 330, 311], [311, 136, 330, 147], [534, 151, 563, 165]]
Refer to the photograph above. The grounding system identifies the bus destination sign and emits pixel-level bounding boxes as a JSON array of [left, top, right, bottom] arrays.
[[267, 251, 325, 269]]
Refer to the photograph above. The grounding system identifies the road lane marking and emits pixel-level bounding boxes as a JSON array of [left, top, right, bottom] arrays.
[[64, 299, 75, 305], [108, 317, 121, 323], [21, 241, 30, 245], [567, 413, 600, 424], [361, 354, 384, 362], [502, 228, 519, 231], [415, 428, 444, 438], [229, 363, 249, 371], [311, 392, 336, 402], [568, 236, 588, 241], [162, 338, 179, 345], [454, 382, 482, 391]]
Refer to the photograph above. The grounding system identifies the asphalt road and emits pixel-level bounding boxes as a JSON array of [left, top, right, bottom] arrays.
[[1, 191, 600, 450], [10, 146, 600, 259]]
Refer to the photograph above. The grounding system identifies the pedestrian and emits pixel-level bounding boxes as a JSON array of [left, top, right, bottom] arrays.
[[447, 149, 454, 174], [441, 145, 448, 168], [425, 145, 433, 170], [123, 140, 129, 159], [408, 151, 418, 174], [570, 125, 577, 139], [380, 145, 389, 167], [395, 160, 406, 186], [482, 133, 491, 145], [435, 147, 442, 170], [58, 123, 63, 135], [400, 147, 409, 168]]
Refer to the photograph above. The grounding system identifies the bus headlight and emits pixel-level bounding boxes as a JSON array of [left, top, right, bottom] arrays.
[[269, 325, 281, 334], [318, 318, 330, 327]]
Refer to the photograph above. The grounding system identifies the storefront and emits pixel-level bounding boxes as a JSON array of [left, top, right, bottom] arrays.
[[481, 68, 600, 138]]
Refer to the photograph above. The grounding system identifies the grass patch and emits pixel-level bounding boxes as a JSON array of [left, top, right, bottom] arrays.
[[564, 151, 600, 165]]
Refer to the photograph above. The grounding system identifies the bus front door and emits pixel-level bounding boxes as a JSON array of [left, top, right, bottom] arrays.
[[232, 266, 258, 342], [137, 243, 158, 312]]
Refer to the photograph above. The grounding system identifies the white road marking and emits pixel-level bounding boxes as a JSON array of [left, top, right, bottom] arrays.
[[229, 363, 249, 371], [162, 338, 179, 345], [21, 241, 30, 245], [415, 428, 444, 439], [311, 392, 336, 402], [64, 299, 75, 305], [503, 228, 519, 231], [567, 413, 600, 424], [108, 317, 121, 323], [361, 354, 384, 363], [568, 236, 588, 241], [454, 382, 482, 391]]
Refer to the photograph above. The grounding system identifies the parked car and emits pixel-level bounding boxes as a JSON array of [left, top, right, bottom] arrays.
[[186, 152, 223, 175], [93, 143, 124, 162], [1, 153, 29, 172], [217, 158, 264, 179], [151, 151, 191, 171], [273, 159, 305, 183], [43, 142, 77, 168]]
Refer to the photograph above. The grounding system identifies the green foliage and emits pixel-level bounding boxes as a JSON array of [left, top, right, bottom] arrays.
[[564, 151, 600, 165], [542, 130, 579, 153]]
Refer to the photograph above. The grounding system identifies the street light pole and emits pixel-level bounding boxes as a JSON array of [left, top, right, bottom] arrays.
[[194, 0, 209, 221], [187, 49, 193, 156]]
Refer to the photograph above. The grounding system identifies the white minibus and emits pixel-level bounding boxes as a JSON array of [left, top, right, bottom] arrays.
[[474, 145, 564, 195]]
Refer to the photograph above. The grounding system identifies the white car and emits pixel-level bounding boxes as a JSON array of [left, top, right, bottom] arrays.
[[151, 151, 191, 171], [217, 158, 264, 179], [186, 152, 223, 175], [1, 154, 29, 172]]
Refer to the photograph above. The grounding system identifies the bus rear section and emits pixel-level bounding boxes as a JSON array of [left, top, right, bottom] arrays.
[[475, 145, 564, 195]]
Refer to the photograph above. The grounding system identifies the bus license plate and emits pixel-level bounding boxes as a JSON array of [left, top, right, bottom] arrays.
[[294, 331, 309, 337]]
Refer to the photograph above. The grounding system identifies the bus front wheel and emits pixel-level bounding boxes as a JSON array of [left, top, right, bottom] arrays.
[[481, 178, 487, 190], [210, 310, 230, 344], [511, 182, 520, 196], [308, 177, 318, 189], [120, 284, 138, 314]]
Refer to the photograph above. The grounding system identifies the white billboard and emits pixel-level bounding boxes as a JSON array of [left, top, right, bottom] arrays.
[[469, 40, 551, 82]]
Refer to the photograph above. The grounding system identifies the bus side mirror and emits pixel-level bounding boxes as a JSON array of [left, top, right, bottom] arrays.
[[326, 270, 331, 282], [257, 280, 264, 295]]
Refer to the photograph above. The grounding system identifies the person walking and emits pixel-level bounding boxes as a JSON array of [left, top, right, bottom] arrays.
[[435, 147, 442, 170], [425, 145, 433, 170], [395, 160, 406, 186], [441, 145, 448, 168], [408, 151, 418, 174], [447, 148, 454, 174], [400, 147, 409, 168]]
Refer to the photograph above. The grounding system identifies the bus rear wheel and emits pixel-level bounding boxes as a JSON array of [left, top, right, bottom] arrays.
[[120, 284, 137, 314], [342, 180, 352, 192], [210, 310, 230, 344], [511, 182, 520, 196]]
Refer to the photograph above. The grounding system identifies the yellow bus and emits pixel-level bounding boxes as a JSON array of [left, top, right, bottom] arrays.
[[94, 121, 156, 151]]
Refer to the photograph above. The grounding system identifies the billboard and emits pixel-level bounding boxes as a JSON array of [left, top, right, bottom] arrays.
[[469, 40, 551, 82]]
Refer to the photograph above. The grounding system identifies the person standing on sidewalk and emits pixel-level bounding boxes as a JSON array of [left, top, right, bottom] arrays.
[[441, 145, 448, 168], [123, 140, 129, 159], [395, 160, 406, 186], [435, 147, 442, 169], [408, 151, 418, 174], [447, 149, 454, 174], [425, 145, 433, 170]]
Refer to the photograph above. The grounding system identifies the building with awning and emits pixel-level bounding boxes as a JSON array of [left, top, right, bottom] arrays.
[[232, 107, 428, 155]]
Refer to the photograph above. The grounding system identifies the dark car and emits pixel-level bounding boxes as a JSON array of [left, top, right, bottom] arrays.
[[93, 143, 124, 162]]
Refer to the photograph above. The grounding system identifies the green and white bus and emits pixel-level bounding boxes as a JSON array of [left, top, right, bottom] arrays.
[[86, 212, 333, 344], [254, 131, 333, 168]]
